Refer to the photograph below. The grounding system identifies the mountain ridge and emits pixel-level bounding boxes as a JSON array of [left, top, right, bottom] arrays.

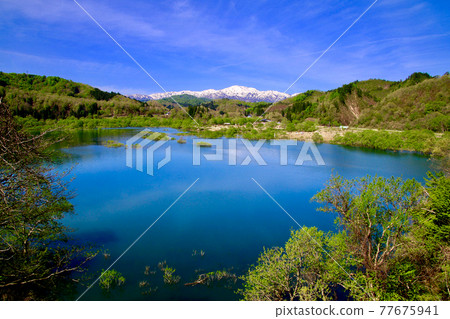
[[128, 85, 292, 103], [1, 71, 447, 133]]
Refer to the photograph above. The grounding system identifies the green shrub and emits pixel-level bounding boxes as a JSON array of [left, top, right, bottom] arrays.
[[196, 141, 212, 147], [286, 122, 296, 132], [104, 140, 124, 148], [312, 132, 324, 143], [163, 267, 180, 285], [427, 114, 449, 132], [297, 121, 317, 132], [425, 101, 445, 114], [99, 269, 126, 291], [331, 129, 439, 153]]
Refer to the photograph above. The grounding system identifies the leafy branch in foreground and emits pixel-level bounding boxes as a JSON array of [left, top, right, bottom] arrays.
[[0, 102, 97, 300]]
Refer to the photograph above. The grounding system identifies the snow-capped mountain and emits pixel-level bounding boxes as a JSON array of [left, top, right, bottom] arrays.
[[127, 85, 291, 103]]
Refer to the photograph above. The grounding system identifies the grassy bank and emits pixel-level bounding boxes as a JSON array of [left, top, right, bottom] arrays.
[[16, 115, 449, 158]]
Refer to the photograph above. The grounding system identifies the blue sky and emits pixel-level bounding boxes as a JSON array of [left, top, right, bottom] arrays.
[[0, 0, 449, 95]]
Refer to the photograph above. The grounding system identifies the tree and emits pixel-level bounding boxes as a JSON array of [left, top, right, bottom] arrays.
[[313, 175, 424, 275], [240, 227, 330, 301], [312, 174, 425, 300], [424, 173, 450, 244], [241, 174, 449, 301], [87, 102, 98, 115], [389, 172, 450, 300], [0, 103, 96, 300]]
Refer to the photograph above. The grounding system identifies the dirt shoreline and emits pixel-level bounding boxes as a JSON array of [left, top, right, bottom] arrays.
[[206, 124, 376, 142]]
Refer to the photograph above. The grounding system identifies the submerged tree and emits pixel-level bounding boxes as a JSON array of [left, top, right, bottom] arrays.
[[98, 270, 125, 292], [0, 102, 96, 300]]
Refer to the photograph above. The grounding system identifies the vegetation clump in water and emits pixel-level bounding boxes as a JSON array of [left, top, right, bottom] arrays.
[[99, 269, 126, 291], [143, 132, 170, 141], [144, 266, 156, 276], [104, 140, 124, 148], [196, 141, 212, 147], [162, 267, 181, 285], [185, 269, 237, 287], [192, 249, 205, 257]]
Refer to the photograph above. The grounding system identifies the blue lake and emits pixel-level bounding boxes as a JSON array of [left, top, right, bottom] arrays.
[[57, 128, 432, 300]]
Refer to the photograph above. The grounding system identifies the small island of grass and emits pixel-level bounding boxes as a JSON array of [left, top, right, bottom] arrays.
[[143, 131, 171, 141], [196, 141, 212, 147], [104, 140, 125, 148]]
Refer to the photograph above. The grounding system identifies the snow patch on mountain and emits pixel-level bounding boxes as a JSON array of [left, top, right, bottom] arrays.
[[127, 85, 292, 103]]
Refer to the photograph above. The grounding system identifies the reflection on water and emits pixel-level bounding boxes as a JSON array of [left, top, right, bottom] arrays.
[[57, 128, 432, 301]]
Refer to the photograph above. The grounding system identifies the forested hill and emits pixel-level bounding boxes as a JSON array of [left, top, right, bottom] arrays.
[[273, 72, 449, 132], [0, 71, 448, 133], [158, 94, 211, 107], [0, 72, 165, 119]]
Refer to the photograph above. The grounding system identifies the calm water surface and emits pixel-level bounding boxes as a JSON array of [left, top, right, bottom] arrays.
[[57, 128, 432, 300]]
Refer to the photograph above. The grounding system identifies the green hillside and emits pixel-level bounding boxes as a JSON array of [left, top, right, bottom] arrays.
[[163, 98, 271, 120], [358, 74, 449, 131], [0, 72, 166, 119], [271, 72, 449, 132], [1, 71, 448, 133], [157, 94, 211, 107]]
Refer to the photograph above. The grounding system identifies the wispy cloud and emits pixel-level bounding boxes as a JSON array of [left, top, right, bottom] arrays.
[[0, 49, 143, 92], [1, 0, 449, 93]]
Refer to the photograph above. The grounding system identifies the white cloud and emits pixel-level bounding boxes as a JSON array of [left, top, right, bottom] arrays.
[[1, 0, 448, 93]]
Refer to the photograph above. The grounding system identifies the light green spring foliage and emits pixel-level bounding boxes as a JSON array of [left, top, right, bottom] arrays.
[[313, 174, 425, 301], [3, 71, 449, 134], [278, 73, 449, 132], [143, 132, 170, 141], [241, 174, 450, 301], [296, 121, 317, 132], [16, 114, 449, 156], [99, 269, 125, 291], [312, 132, 324, 143], [332, 129, 441, 153], [162, 267, 180, 285], [104, 140, 125, 148], [196, 141, 213, 147], [240, 227, 330, 301], [423, 172, 450, 244]]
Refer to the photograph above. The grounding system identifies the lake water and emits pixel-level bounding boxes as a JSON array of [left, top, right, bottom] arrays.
[[57, 128, 432, 300]]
